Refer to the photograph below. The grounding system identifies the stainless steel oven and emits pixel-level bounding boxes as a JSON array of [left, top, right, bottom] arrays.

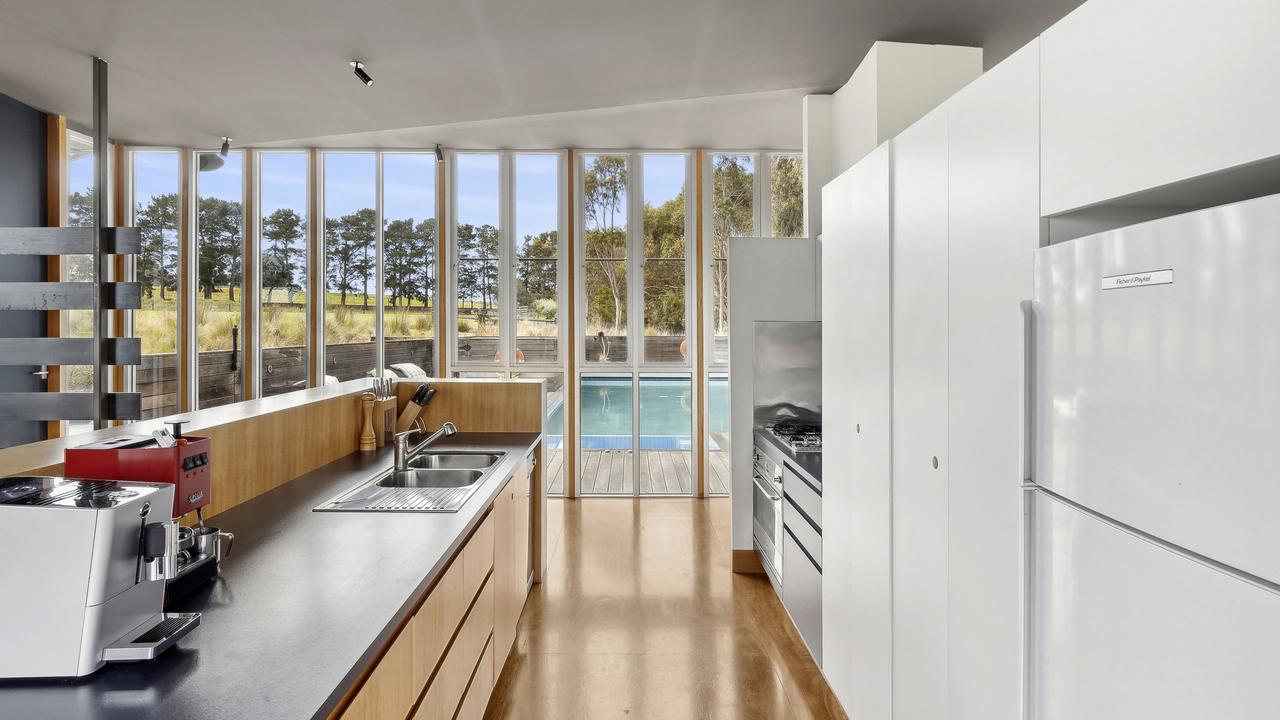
[[752, 444, 784, 586]]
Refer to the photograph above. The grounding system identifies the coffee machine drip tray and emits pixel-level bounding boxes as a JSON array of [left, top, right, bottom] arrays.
[[102, 612, 201, 663]]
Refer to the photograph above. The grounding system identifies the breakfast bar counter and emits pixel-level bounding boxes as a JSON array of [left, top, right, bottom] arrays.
[[0, 431, 541, 720]]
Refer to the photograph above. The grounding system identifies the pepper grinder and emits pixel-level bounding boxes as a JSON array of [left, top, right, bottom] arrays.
[[359, 392, 377, 452]]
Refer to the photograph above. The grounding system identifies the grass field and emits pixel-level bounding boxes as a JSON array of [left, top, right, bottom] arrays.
[[122, 286, 559, 353]]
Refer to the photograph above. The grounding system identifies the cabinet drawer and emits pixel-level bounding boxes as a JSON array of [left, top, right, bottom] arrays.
[[783, 493, 822, 568], [454, 636, 495, 720], [782, 465, 820, 530], [783, 528, 823, 662], [340, 618, 416, 720], [411, 510, 494, 690], [413, 575, 495, 720]]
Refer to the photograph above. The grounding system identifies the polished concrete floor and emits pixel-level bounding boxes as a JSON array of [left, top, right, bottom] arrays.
[[484, 498, 845, 719]]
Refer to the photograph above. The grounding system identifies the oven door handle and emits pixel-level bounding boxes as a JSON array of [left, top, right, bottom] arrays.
[[752, 473, 781, 502]]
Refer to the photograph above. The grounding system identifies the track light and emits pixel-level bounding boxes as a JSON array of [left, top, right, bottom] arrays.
[[350, 61, 373, 87], [435, 144, 443, 163], [199, 137, 232, 172]]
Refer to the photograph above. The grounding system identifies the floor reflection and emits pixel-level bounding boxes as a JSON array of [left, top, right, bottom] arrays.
[[485, 498, 845, 719]]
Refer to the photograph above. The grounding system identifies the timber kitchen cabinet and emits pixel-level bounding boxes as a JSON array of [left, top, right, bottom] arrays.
[[340, 456, 533, 720], [493, 457, 532, 671]]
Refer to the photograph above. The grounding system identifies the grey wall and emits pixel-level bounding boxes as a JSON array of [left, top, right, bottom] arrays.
[[0, 92, 48, 448]]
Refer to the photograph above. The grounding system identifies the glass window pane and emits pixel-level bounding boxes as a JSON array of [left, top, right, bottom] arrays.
[[707, 372, 731, 495], [130, 150, 180, 418], [258, 152, 309, 397], [579, 374, 633, 496], [642, 154, 687, 365], [196, 149, 244, 408], [639, 375, 693, 495], [582, 154, 629, 363], [514, 153, 560, 364], [584, 260, 626, 362], [323, 153, 377, 382], [64, 132, 95, 434], [770, 153, 805, 237], [455, 154, 501, 362], [383, 153, 436, 378], [711, 259, 729, 366], [515, 259, 557, 362], [710, 154, 754, 366], [512, 372, 565, 496]]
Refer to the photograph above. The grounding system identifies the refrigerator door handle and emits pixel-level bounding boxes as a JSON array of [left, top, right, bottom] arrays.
[[1021, 299, 1036, 485]]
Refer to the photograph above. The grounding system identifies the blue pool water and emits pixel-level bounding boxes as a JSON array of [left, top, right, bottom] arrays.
[[545, 376, 729, 451]]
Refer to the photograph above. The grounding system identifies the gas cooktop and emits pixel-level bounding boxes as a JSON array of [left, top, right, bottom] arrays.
[[769, 421, 822, 453]]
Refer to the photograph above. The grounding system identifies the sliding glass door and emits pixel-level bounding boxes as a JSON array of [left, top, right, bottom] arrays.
[[577, 151, 695, 497]]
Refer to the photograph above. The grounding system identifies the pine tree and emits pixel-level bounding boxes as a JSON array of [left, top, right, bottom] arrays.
[[261, 208, 305, 303]]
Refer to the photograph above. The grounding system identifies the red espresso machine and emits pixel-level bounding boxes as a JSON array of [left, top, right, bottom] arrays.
[[64, 420, 233, 604]]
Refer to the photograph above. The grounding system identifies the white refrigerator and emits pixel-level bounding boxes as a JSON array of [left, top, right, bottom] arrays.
[[1028, 193, 1280, 719]]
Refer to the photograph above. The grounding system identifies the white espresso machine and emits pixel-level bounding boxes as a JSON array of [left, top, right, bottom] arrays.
[[0, 475, 200, 679]]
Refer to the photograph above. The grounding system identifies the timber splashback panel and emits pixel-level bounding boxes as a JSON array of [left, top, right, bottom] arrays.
[[0, 378, 546, 522], [4, 389, 364, 518], [393, 378, 545, 434]]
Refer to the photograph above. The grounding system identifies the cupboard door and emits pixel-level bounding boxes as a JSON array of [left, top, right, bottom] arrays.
[[781, 526, 823, 661], [947, 41, 1040, 720], [1040, 0, 1280, 214], [493, 459, 529, 677], [820, 142, 893, 720], [891, 107, 950, 720], [492, 472, 515, 672], [513, 458, 531, 608]]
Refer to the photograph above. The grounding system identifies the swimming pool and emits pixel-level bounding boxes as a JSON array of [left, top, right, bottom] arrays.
[[545, 376, 729, 451]]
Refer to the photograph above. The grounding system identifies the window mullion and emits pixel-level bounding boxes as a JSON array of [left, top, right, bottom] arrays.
[[375, 152, 385, 376], [757, 151, 769, 237], [501, 151, 514, 375], [632, 150, 643, 371]]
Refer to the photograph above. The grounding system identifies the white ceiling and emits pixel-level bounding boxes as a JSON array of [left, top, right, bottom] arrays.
[[0, 0, 1085, 150]]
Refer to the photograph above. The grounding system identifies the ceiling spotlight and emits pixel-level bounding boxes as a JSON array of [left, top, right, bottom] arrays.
[[198, 137, 232, 172], [435, 144, 443, 163], [350, 61, 373, 87]]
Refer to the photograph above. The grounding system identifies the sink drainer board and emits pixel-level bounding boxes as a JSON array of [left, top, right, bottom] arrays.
[[358, 486, 473, 511], [315, 451, 508, 513], [315, 472, 486, 513]]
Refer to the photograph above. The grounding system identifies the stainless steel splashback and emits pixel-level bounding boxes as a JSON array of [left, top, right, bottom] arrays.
[[752, 321, 822, 428]]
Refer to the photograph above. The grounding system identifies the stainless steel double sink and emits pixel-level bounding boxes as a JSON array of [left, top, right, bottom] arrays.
[[315, 451, 506, 513]]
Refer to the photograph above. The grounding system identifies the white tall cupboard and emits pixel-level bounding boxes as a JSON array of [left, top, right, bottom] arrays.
[[889, 107, 950, 720], [821, 41, 1041, 720], [1040, 0, 1280, 215], [944, 40, 1040, 720], [820, 142, 893, 720]]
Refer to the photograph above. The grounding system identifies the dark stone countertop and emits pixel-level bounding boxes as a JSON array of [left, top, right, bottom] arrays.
[[753, 428, 822, 491], [0, 431, 541, 720]]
